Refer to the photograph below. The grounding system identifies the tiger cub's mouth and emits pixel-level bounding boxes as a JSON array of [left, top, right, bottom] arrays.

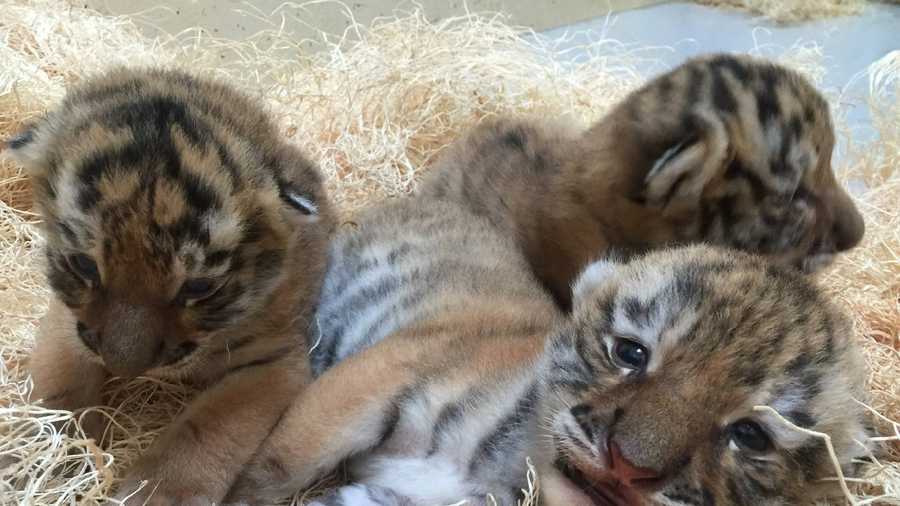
[[554, 456, 641, 506]]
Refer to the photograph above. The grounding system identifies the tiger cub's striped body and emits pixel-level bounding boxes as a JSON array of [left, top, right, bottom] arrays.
[[309, 200, 557, 502], [5, 68, 333, 504], [226, 197, 869, 505], [422, 54, 864, 309]]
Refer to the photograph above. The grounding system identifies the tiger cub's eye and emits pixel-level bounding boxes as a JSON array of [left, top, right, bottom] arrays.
[[729, 419, 773, 453], [611, 338, 649, 371]]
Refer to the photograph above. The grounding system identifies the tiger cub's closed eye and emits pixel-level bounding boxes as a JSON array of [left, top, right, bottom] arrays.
[[177, 278, 219, 302], [67, 254, 100, 284]]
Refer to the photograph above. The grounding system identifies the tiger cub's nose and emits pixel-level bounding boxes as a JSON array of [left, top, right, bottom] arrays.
[[608, 441, 662, 486]]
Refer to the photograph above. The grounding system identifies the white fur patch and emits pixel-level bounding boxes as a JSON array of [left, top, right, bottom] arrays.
[[572, 260, 618, 303], [646, 140, 690, 182], [765, 122, 783, 154], [286, 192, 319, 216], [356, 456, 470, 504], [3, 127, 51, 168], [205, 211, 244, 250], [611, 268, 671, 343]]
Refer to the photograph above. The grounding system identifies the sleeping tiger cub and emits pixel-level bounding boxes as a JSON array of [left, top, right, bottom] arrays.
[[3, 68, 333, 504], [225, 192, 870, 505], [421, 53, 865, 308]]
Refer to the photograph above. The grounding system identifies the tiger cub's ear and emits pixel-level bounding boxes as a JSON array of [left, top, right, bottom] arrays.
[[642, 109, 730, 216], [2, 122, 50, 170], [572, 259, 619, 306], [273, 143, 327, 222], [278, 182, 320, 218]]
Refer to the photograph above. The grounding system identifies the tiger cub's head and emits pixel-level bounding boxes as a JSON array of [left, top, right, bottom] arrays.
[[536, 245, 870, 505], [4, 68, 332, 377], [583, 54, 864, 272]]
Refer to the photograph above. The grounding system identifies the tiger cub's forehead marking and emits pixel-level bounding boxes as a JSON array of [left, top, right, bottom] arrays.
[[605, 264, 703, 353], [45, 93, 251, 258]]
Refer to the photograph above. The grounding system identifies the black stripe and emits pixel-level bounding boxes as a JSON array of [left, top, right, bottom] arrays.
[[427, 401, 466, 455], [574, 335, 598, 377], [786, 409, 815, 428], [468, 382, 538, 475], [711, 67, 738, 113], [226, 346, 293, 374], [698, 200, 715, 239], [75, 142, 144, 210], [787, 114, 804, 142], [374, 385, 419, 450], [773, 129, 793, 176], [427, 388, 482, 456], [386, 243, 413, 266], [662, 492, 703, 506], [548, 377, 590, 392], [179, 170, 220, 212], [58, 222, 78, 244], [738, 363, 767, 388], [724, 157, 767, 201], [622, 296, 659, 329], [167, 214, 209, 245], [712, 54, 751, 82], [501, 127, 526, 151], [46, 252, 86, 304], [563, 424, 593, 454], [214, 142, 242, 192], [792, 439, 827, 479], [100, 96, 207, 146], [702, 488, 716, 506], [656, 75, 674, 102], [803, 104, 817, 123], [685, 65, 705, 107], [253, 249, 285, 286], [320, 258, 480, 332], [569, 404, 595, 442], [204, 249, 233, 268], [8, 130, 34, 149], [76, 322, 100, 355], [755, 65, 781, 126], [725, 476, 748, 506], [37, 177, 56, 202]]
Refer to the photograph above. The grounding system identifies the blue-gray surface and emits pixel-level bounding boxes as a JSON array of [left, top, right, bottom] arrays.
[[541, 1, 900, 142]]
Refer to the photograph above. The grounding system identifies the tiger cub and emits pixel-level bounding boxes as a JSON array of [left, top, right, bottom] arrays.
[[3, 68, 333, 504], [224, 191, 869, 505], [421, 53, 864, 309]]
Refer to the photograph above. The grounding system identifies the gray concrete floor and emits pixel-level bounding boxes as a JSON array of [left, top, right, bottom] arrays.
[[83, 0, 666, 42], [540, 2, 900, 141]]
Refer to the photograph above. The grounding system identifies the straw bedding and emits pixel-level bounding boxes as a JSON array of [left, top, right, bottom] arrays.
[[693, 0, 898, 23], [0, 1, 897, 504]]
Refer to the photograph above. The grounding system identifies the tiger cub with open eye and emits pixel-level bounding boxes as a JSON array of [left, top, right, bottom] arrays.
[[3, 68, 333, 504], [224, 189, 870, 505], [421, 53, 864, 309]]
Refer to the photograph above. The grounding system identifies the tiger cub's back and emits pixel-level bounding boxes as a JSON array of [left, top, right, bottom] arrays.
[[311, 199, 558, 376]]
